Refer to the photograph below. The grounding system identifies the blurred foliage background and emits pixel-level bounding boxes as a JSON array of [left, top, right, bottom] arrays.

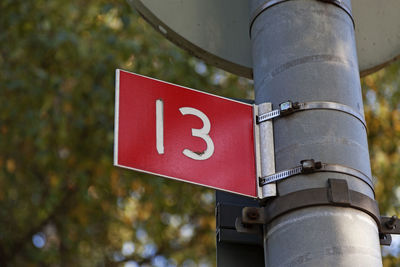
[[0, 0, 399, 266]]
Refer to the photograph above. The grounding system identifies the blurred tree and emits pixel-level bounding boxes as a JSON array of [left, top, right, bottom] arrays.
[[0, 0, 251, 266], [363, 61, 400, 266], [0, 0, 399, 266]]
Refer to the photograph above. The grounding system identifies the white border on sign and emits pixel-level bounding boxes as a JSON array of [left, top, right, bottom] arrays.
[[113, 69, 120, 166], [113, 68, 257, 198]]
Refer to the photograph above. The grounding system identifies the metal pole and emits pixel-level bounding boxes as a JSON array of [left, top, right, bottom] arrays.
[[249, 0, 383, 266]]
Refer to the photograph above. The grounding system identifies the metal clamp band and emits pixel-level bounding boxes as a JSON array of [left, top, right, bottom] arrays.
[[240, 179, 394, 245], [259, 159, 374, 191], [240, 179, 400, 246], [256, 100, 367, 129], [249, 0, 355, 38]]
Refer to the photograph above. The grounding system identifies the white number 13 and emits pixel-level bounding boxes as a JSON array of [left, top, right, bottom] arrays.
[[156, 99, 215, 160]]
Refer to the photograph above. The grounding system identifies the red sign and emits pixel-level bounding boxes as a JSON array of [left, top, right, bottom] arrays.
[[114, 69, 257, 197]]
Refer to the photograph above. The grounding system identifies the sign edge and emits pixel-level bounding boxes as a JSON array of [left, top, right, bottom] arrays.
[[114, 69, 121, 166], [118, 69, 253, 106], [115, 162, 257, 198]]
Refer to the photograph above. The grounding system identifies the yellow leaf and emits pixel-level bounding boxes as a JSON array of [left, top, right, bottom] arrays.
[[50, 174, 60, 187], [6, 159, 16, 173], [63, 102, 73, 113]]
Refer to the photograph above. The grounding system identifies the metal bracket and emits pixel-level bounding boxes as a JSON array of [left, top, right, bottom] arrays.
[[235, 217, 262, 235], [254, 103, 277, 199], [381, 216, 400, 234], [249, 0, 354, 38], [256, 100, 367, 129], [216, 203, 263, 245], [379, 216, 400, 246], [259, 159, 375, 193], [237, 179, 398, 246]]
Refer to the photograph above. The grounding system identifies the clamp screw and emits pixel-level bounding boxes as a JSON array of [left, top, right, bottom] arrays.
[[279, 101, 299, 115], [300, 159, 322, 173]]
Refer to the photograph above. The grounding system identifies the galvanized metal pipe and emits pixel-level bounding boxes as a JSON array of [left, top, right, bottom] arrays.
[[249, 0, 382, 265]]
